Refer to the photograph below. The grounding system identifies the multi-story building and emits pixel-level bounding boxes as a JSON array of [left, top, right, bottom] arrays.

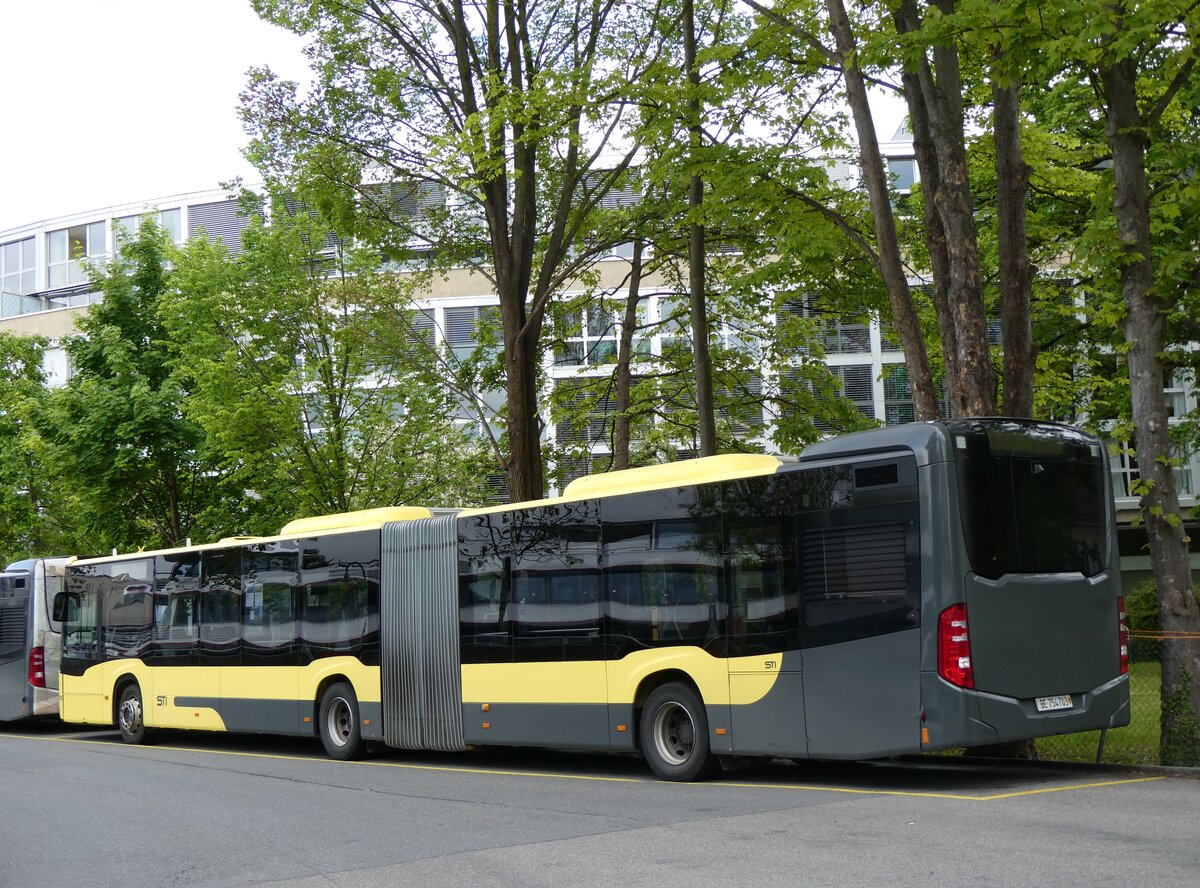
[[2, 180, 1198, 587]]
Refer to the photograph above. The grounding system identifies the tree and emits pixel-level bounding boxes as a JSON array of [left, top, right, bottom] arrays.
[[0, 333, 82, 561], [1086, 2, 1199, 765], [38, 220, 229, 551], [745, 0, 941, 421], [244, 0, 662, 500], [164, 191, 493, 527], [966, 0, 1200, 763]]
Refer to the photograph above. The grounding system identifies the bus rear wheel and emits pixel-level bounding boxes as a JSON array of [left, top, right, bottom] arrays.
[[639, 682, 716, 782], [116, 683, 149, 745], [319, 682, 365, 761]]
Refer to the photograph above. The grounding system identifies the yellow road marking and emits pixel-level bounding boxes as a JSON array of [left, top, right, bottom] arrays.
[[1, 733, 1169, 799]]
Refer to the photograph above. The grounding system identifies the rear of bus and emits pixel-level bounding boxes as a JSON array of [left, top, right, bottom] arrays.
[[921, 419, 1130, 750], [0, 559, 66, 721]]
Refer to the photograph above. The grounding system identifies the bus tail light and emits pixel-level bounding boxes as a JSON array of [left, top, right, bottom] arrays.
[[938, 604, 974, 689], [29, 646, 46, 688], [1117, 596, 1129, 675]]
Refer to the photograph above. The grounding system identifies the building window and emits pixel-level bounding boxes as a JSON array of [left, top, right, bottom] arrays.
[[114, 208, 184, 254], [554, 305, 623, 366], [161, 208, 182, 243], [887, 156, 917, 192], [2, 237, 39, 317], [47, 221, 106, 288], [444, 305, 499, 359]]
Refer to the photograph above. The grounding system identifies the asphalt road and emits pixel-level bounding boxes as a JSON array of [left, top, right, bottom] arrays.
[[1, 720, 1196, 888]]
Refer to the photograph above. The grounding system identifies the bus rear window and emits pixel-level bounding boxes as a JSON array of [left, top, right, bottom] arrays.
[[951, 421, 1108, 579]]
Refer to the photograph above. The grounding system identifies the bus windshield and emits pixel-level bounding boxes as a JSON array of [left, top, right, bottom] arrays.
[[950, 420, 1108, 580]]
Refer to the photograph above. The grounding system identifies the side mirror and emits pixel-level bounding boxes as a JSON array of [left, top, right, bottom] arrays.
[[53, 591, 80, 623]]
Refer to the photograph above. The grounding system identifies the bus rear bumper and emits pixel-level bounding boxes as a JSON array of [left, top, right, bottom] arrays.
[[921, 672, 1131, 750]]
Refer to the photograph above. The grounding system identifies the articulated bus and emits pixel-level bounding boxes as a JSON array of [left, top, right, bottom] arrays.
[[55, 419, 1130, 780], [1, 557, 71, 721]]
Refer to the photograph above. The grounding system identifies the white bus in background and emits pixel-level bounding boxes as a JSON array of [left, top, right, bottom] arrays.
[[1, 557, 71, 721]]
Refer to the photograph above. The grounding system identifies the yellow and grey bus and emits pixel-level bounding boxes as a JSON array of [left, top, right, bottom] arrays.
[[56, 419, 1130, 780]]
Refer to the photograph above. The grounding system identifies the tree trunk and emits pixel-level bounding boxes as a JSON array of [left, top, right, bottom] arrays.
[[1101, 56, 1200, 765], [895, 0, 996, 417], [825, 0, 939, 421], [901, 67, 961, 417], [993, 74, 1036, 418], [613, 240, 645, 471], [684, 0, 718, 456], [501, 301, 545, 502]]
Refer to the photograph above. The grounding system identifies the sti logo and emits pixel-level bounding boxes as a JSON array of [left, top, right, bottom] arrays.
[[764, 660, 777, 670]]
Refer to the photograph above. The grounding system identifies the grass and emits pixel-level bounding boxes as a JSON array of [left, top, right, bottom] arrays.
[[1035, 659, 1161, 765]]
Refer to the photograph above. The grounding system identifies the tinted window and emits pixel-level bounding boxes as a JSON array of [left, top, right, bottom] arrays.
[[723, 474, 802, 655], [603, 486, 724, 654], [61, 565, 103, 673], [101, 559, 154, 661], [243, 542, 299, 665], [801, 519, 917, 645], [458, 512, 513, 663], [953, 421, 1108, 578], [511, 501, 602, 662], [153, 552, 200, 665], [300, 531, 381, 660], [201, 549, 242, 664]]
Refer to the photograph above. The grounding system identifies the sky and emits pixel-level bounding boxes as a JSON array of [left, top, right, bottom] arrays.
[[0, 1, 311, 232], [0, 2, 913, 235]]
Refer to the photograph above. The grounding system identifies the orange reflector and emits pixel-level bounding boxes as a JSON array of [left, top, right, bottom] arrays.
[[482, 722, 491, 729], [616, 724, 627, 733], [921, 727, 929, 744], [715, 728, 727, 736], [481, 703, 490, 712], [362, 719, 371, 726], [303, 716, 311, 723]]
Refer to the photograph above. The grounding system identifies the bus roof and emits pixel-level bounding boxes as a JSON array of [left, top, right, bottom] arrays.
[[71, 506, 436, 568], [460, 453, 789, 517]]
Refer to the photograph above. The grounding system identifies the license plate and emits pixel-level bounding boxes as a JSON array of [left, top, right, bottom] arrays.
[[1035, 694, 1073, 713]]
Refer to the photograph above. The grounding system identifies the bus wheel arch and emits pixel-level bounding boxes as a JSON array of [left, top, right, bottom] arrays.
[[317, 679, 365, 760], [634, 674, 716, 782], [114, 678, 149, 745]]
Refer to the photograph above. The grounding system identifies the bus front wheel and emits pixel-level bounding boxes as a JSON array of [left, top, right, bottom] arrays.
[[318, 682, 364, 761], [639, 682, 716, 782], [116, 683, 148, 745]]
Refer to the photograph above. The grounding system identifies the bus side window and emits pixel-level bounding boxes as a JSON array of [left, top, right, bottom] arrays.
[[603, 487, 724, 653], [242, 544, 298, 665], [458, 513, 513, 664], [511, 501, 602, 662], [101, 560, 153, 660], [723, 473, 802, 656], [801, 518, 916, 646], [300, 530, 379, 658], [53, 591, 80, 623]]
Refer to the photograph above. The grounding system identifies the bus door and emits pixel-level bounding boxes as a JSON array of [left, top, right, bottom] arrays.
[[149, 553, 212, 729], [509, 502, 608, 748], [0, 570, 31, 720], [195, 549, 241, 732], [57, 571, 106, 724], [798, 465, 922, 759], [723, 472, 807, 758]]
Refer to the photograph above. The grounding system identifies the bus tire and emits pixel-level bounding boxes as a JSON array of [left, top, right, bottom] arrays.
[[319, 682, 364, 761], [116, 683, 149, 745], [639, 682, 716, 782]]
